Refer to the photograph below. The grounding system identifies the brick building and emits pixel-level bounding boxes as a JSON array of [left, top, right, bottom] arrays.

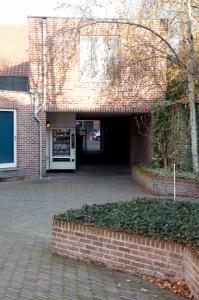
[[0, 17, 167, 177]]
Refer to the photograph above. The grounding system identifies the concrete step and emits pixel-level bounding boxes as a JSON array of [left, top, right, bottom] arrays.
[[0, 169, 25, 182]]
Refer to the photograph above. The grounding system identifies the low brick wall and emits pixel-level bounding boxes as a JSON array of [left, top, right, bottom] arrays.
[[133, 167, 199, 197], [52, 219, 199, 300]]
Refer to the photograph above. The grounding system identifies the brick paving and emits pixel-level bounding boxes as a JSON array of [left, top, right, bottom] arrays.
[[0, 169, 184, 300]]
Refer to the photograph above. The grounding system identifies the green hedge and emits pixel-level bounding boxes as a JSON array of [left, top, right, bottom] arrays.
[[56, 198, 199, 251]]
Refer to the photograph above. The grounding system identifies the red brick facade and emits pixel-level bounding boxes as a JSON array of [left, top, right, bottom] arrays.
[[0, 17, 167, 176], [0, 91, 40, 176], [130, 114, 152, 164], [52, 219, 199, 300], [28, 17, 167, 113]]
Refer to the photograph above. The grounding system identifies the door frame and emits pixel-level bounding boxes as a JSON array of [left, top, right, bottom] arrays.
[[0, 109, 17, 168]]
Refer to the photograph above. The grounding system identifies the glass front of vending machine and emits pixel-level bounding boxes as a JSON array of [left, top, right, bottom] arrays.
[[49, 128, 76, 170]]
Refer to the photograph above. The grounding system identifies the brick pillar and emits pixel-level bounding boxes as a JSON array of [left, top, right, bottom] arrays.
[[130, 113, 152, 164]]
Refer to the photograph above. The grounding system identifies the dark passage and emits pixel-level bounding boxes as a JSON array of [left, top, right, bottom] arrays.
[[76, 115, 131, 166]]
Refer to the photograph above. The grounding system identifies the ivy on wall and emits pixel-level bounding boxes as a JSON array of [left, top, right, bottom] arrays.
[[151, 103, 193, 171]]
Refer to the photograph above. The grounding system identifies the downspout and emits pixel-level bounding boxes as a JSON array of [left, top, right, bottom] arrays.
[[42, 17, 47, 109], [33, 90, 43, 179], [32, 17, 47, 179]]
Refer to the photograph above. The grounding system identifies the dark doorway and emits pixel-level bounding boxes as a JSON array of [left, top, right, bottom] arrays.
[[102, 117, 131, 164], [76, 114, 131, 166]]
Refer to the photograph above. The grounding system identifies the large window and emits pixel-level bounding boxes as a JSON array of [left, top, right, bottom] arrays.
[[0, 76, 28, 92], [80, 36, 119, 82]]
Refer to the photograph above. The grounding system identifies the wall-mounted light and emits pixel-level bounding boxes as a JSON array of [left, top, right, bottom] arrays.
[[46, 121, 51, 128]]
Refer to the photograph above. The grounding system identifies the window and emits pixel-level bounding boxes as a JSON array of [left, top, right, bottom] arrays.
[[0, 76, 28, 92], [80, 36, 119, 82]]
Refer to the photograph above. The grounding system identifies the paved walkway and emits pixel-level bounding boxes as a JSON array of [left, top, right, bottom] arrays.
[[0, 170, 184, 299]]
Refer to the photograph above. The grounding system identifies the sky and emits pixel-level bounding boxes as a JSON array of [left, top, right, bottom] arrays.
[[1, 0, 60, 24], [0, 0, 140, 24]]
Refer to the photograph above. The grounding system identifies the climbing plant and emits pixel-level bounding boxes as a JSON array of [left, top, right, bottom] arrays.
[[151, 102, 193, 171], [166, 63, 187, 102]]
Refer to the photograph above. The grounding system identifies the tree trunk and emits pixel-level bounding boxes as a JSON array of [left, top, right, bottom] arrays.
[[187, 0, 199, 173]]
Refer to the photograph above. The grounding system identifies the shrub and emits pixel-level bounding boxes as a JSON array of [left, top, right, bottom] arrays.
[[56, 198, 199, 251]]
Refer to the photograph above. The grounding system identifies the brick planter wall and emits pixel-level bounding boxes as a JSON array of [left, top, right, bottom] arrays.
[[133, 167, 199, 198], [52, 219, 199, 300]]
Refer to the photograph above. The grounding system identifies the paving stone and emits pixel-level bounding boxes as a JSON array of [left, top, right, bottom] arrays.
[[0, 169, 185, 300]]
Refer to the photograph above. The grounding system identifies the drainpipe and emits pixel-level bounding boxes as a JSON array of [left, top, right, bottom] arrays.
[[42, 17, 47, 108], [33, 90, 43, 179], [32, 17, 47, 179]]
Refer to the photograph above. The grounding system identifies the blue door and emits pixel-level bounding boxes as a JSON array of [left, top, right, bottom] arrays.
[[0, 111, 15, 166]]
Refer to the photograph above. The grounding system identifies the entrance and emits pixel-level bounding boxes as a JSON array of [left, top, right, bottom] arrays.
[[76, 114, 131, 166], [46, 112, 131, 174], [0, 110, 16, 168]]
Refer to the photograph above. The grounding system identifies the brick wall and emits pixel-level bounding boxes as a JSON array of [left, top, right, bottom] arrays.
[[0, 17, 167, 176], [133, 167, 199, 197], [184, 247, 199, 299], [28, 17, 167, 113], [52, 219, 199, 300], [0, 90, 43, 177], [130, 114, 152, 164]]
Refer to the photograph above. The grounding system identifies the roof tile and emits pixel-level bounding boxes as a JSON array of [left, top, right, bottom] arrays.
[[0, 25, 29, 77]]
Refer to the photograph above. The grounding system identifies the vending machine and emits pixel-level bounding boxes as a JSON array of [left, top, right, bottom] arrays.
[[49, 128, 76, 170]]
